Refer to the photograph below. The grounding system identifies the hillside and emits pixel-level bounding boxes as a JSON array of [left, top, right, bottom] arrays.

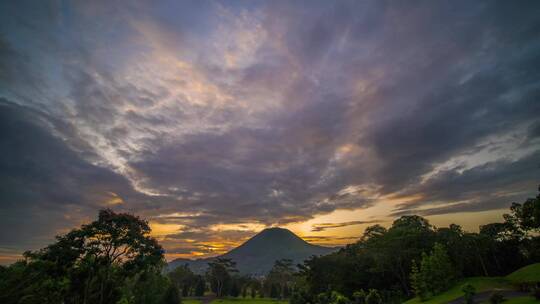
[[404, 263, 540, 304], [404, 277, 513, 304], [507, 263, 540, 284], [168, 227, 336, 275]]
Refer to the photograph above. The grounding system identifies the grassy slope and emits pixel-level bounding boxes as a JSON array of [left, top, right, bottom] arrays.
[[502, 296, 540, 304], [404, 277, 513, 304], [507, 263, 540, 284]]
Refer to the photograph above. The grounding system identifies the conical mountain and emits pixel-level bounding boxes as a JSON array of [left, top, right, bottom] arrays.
[[168, 227, 336, 275]]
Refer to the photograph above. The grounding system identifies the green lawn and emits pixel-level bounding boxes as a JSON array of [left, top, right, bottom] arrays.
[[507, 263, 540, 284], [183, 300, 202, 304], [211, 298, 288, 304], [404, 277, 513, 304]]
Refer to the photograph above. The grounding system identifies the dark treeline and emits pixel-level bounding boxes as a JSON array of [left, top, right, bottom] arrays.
[[205, 257, 297, 299], [171, 257, 296, 299], [290, 186, 540, 304], [0, 186, 538, 304]]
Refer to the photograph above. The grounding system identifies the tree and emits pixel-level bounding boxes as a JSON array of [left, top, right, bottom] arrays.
[[0, 260, 69, 304], [503, 185, 540, 237], [169, 264, 196, 297], [266, 259, 295, 299], [119, 270, 176, 304], [361, 225, 387, 242], [250, 279, 261, 299], [242, 284, 247, 298], [194, 276, 206, 297], [370, 216, 436, 296], [2, 209, 164, 304], [163, 284, 181, 304], [410, 260, 427, 301], [410, 243, 455, 299], [206, 258, 237, 297]]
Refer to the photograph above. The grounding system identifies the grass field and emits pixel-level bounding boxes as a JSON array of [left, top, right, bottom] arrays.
[[404, 277, 513, 304], [507, 263, 540, 284]]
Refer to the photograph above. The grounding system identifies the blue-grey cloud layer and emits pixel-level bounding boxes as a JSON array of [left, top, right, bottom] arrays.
[[0, 0, 539, 259]]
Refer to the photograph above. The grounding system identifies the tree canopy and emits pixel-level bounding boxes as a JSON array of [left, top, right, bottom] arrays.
[[0, 209, 170, 304]]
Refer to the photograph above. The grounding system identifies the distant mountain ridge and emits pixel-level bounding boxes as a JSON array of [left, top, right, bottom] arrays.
[[168, 227, 336, 275]]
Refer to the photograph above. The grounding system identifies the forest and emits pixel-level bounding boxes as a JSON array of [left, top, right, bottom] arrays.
[[0, 186, 539, 304]]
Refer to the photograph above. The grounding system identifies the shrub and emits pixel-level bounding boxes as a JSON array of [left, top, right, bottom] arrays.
[[533, 287, 540, 300], [290, 290, 310, 304], [333, 292, 350, 304], [353, 290, 367, 304], [488, 292, 505, 304], [162, 285, 181, 304], [366, 289, 382, 304], [462, 284, 476, 304]]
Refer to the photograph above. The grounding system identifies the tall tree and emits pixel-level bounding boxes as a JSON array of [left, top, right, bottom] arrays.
[[410, 243, 455, 299], [206, 258, 237, 297], [6, 209, 164, 304], [169, 264, 196, 297], [266, 259, 295, 299]]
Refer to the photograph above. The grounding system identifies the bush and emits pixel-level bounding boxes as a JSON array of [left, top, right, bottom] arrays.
[[533, 287, 540, 300], [489, 292, 505, 304], [365, 289, 382, 304], [315, 291, 350, 304], [333, 293, 350, 304], [353, 290, 366, 304], [162, 285, 181, 304], [290, 288, 313, 304], [462, 284, 476, 304]]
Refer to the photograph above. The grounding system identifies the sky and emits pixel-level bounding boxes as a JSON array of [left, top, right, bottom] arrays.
[[0, 0, 539, 264]]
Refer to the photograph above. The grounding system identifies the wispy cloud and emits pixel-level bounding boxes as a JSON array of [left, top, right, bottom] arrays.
[[0, 1, 539, 263], [311, 220, 380, 232]]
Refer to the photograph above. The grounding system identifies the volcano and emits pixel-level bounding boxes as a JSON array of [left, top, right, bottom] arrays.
[[168, 227, 336, 275]]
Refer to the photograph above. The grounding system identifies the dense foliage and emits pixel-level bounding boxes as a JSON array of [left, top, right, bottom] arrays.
[[410, 243, 454, 300], [292, 186, 540, 303], [201, 258, 297, 299], [168, 264, 206, 297], [0, 209, 175, 304]]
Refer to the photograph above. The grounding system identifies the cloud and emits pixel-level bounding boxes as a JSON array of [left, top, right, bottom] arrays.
[[0, 1, 539, 262], [391, 151, 540, 217], [311, 220, 380, 232], [0, 99, 149, 253]]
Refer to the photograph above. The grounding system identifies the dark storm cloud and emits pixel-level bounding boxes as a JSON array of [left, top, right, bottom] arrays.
[[392, 151, 540, 217], [1, 0, 540, 261], [0, 99, 146, 253]]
